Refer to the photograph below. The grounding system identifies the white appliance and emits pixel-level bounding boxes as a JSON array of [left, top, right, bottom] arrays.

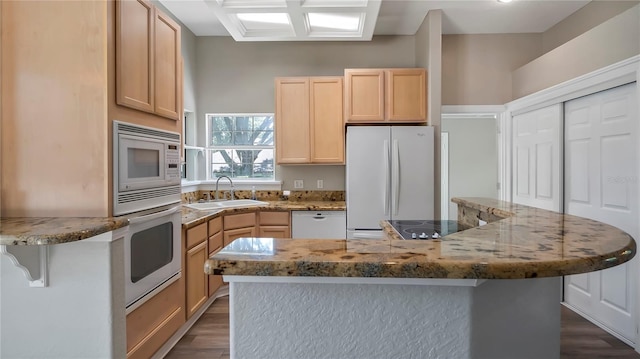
[[346, 126, 434, 239], [292, 211, 346, 239], [125, 204, 182, 310], [113, 121, 182, 215]]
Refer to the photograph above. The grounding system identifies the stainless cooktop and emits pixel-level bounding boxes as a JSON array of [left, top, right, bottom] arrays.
[[389, 220, 468, 240]]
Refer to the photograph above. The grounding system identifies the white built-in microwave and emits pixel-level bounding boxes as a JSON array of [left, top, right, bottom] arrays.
[[113, 121, 181, 215]]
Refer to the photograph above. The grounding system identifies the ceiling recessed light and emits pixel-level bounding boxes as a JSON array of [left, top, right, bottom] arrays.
[[307, 12, 361, 31], [497, 0, 513, 3]]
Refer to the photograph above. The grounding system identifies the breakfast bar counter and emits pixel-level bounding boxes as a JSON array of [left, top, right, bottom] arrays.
[[205, 197, 636, 359]]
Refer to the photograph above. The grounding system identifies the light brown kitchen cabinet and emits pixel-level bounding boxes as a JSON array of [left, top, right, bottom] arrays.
[[208, 217, 223, 297], [344, 69, 384, 122], [275, 78, 310, 163], [185, 222, 207, 319], [344, 68, 426, 123], [310, 78, 345, 163], [258, 211, 291, 238], [116, 0, 181, 121], [223, 213, 257, 246], [126, 277, 184, 359], [275, 77, 344, 164]]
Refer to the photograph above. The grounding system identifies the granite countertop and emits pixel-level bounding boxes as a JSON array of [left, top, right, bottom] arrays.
[[0, 200, 345, 246], [206, 197, 636, 279], [181, 200, 345, 228], [0, 217, 129, 245]]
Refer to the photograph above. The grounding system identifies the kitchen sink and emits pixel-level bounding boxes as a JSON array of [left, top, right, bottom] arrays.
[[185, 199, 269, 211]]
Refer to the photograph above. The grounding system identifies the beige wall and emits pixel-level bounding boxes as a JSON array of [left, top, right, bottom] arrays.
[[542, 0, 639, 53], [513, 4, 640, 99], [195, 36, 415, 190], [415, 10, 443, 218], [1, 1, 109, 217], [442, 34, 543, 105]]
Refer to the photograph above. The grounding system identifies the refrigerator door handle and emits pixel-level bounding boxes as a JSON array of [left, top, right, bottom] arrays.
[[384, 140, 390, 216], [393, 139, 400, 216]]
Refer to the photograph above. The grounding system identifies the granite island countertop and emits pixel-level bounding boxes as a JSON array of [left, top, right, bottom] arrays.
[[206, 197, 636, 279]]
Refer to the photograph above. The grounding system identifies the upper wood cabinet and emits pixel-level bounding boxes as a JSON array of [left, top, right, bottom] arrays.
[[344, 69, 384, 122], [275, 77, 344, 164], [116, 0, 181, 121], [344, 68, 426, 123]]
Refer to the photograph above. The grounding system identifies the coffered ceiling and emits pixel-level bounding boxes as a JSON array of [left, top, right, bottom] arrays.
[[158, 0, 591, 40]]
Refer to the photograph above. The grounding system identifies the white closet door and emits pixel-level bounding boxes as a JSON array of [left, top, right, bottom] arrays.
[[512, 104, 563, 211], [564, 82, 638, 344]]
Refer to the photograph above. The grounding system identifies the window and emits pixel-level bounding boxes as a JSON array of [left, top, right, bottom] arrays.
[[206, 114, 275, 180]]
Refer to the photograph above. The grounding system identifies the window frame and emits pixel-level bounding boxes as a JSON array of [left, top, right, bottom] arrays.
[[205, 113, 276, 182]]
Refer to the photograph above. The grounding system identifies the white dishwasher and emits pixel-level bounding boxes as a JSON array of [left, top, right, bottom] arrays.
[[291, 211, 346, 239]]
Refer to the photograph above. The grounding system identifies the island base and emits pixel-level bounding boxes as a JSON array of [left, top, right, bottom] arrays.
[[226, 276, 560, 359]]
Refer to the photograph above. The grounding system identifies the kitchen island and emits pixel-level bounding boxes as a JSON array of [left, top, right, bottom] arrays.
[[206, 197, 636, 359]]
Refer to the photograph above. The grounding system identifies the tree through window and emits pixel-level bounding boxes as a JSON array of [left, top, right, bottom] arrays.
[[207, 114, 275, 180]]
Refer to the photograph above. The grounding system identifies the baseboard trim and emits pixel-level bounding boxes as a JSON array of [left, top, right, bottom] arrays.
[[151, 285, 230, 359]]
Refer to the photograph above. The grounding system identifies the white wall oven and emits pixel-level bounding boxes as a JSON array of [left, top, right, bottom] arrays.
[[125, 204, 181, 309], [113, 121, 183, 310], [113, 121, 181, 216]]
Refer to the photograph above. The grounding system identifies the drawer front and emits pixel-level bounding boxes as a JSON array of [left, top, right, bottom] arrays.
[[224, 227, 256, 246], [224, 212, 256, 230], [208, 231, 223, 256], [259, 226, 290, 238], [186, 222, 207, 250], [126, 277, 184, 355], [208, 216, 222, 237], [259, 211, 290, 226]]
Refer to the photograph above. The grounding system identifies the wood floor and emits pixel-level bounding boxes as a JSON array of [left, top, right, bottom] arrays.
[[165, 296, 640, 359]]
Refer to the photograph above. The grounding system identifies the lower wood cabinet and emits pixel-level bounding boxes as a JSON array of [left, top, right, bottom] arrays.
[[223, 226, 256, 246], [223, 212, 257, 246], [258, 211, 290, 238], [185, 222, 207, 319], [208, 217, 223, 297], [126, 277, 185, 359]]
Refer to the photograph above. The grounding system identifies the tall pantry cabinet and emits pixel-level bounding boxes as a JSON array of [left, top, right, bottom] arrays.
[[0, 0, 183, 217]]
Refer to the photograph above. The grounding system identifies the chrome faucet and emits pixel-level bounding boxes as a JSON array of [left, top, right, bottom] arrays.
[[215, 176, 234, 200]]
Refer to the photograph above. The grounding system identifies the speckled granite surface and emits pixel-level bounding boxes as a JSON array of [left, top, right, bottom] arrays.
[[206, 197, 636, 279], [182, 190, 345, 203], [181, 200, 345, 228], [0, 217, 129, 245], [0, 199, 343, 246]]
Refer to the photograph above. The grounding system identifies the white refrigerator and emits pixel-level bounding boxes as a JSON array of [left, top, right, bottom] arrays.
[[346, 126, 434, 239]]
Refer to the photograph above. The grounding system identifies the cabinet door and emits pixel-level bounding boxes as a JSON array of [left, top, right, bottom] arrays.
[[310, 77, 344, 163], [385, 69, 426, 122], [116, 0, 154, 113], [275, 78, 310, 164], [224, 227, 256, 246], [185, 241, 207, 319], [344, 69, 384, 122], [207, 231, 224, 297], [208, 270, 223, 298], [154, 9, 181, 120], [259, 226, 290, 238]]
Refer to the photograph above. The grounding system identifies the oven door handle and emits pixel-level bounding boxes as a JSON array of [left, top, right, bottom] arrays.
[[128, 205, 181, 224]]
